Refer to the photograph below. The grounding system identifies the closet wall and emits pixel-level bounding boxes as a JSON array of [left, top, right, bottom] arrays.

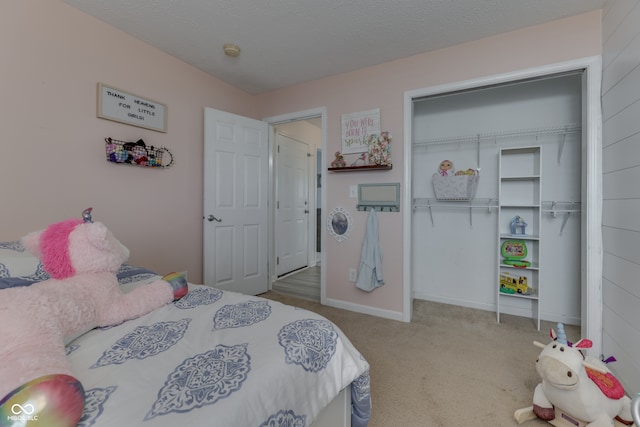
[[411, 73, 584, 325]]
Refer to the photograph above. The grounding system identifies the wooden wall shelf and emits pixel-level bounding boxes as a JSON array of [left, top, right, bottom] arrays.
[[328, 164, 392, 172]]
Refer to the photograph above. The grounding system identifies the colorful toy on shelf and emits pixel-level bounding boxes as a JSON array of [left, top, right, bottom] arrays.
[[368, 131, 392, 166], [500, 272, 531, 295], [437, 159, 455, 176], [510, 215, 528, 235], [501, 239, 531, 268], [514, 324, 633, 427], [330, 151, 346, 168]]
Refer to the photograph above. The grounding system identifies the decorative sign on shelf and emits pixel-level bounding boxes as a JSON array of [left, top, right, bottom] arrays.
[[341, 108, 380, 154], [97, 83, 167, 133]]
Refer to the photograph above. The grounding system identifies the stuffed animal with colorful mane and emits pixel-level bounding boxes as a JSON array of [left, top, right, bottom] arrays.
[[515, 323, 634, 427], [0, 208, 187, 427]]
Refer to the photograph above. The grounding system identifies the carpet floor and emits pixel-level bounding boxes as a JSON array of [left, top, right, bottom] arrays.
[[261, 291, 580, 427]]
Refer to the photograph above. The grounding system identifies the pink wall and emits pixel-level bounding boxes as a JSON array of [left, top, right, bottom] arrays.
[[256, 11, 602, 316], [1, 1, 601, 319], [0, 0, 259, 283]]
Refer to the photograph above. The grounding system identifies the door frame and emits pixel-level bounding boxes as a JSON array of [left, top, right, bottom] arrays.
[[402, 56, 603, 355], [274, 131, 311, 277], [264, 107, 327, 302]]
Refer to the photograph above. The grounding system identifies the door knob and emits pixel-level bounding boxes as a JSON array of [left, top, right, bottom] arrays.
[[207, 215, 222, 222]]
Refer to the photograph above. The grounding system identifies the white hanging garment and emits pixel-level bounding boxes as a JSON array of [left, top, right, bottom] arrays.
[[355, 208, 384, 292]]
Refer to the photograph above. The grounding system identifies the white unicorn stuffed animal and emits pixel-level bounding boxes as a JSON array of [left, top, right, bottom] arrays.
[[515, 324, 634, 427]]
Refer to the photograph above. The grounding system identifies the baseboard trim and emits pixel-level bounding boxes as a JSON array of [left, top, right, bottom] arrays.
[[324, 297, 406, 322], [412, 291, 495, 313], [412, 291, 580, 325]]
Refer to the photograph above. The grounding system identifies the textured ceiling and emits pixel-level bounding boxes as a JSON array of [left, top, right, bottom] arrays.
[[62, 0, 607, 95]]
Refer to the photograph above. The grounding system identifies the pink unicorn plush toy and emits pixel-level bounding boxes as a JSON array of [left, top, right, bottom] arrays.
[[0, 208, 187, 427]]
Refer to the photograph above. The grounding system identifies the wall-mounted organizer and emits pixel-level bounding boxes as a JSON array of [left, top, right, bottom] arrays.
[[105, 137, 174, 168], [357, 183, 400, 212]]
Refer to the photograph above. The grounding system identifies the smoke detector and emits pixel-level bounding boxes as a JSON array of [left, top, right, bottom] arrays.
[[223, 43, 241, 57]]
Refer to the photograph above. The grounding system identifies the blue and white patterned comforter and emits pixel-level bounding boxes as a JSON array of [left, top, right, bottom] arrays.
[[66, 273, 371, 427]]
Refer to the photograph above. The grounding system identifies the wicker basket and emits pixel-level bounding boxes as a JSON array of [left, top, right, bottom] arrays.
[[432, 174, 479, 201]]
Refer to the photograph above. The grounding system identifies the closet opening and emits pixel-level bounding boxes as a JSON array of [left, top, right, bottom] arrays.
[[402, 58, 602, 346]]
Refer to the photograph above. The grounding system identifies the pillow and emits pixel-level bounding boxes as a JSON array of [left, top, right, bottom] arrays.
[[0, 241, 48, 288]]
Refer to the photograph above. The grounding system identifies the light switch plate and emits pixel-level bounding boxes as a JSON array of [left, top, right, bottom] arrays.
[[349, 185, 358, 198]]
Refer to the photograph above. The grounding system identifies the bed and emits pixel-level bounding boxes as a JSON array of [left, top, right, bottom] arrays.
[[0, 242, 371, 427]]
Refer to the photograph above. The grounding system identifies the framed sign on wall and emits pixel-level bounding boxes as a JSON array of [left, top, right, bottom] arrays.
[[97, 83, 167, 133], [341, 108, 380, 154]]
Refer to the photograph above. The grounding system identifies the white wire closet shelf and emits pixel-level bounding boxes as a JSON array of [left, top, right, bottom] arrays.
[[413, 198, 580, 231], [413, 123, 581, 164], [413, 123, 581, 147], [413, 198, 498, 227], [542, 201, 581, 235]]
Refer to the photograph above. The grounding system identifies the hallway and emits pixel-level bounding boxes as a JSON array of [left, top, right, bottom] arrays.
[[271, 265, 320, 302]]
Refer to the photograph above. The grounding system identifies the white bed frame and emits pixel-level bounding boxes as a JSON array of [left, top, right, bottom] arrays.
[[312, 385, 352, 427]]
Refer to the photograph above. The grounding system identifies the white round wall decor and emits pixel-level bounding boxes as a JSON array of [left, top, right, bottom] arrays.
[[327, 206, 352, 242]]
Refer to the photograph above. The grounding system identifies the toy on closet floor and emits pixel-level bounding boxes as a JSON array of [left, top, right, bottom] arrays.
[[514, 323, 634, 427], [632, 394, 640, 425], [0, 208, 188, 427], [331, 151, 346, 168]]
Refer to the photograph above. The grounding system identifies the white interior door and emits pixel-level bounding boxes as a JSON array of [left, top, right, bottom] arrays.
[[275, 133, 309, 276], [203, 107, 269, 295]]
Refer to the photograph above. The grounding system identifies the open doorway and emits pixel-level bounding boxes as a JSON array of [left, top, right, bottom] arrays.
[[265, 110, 325, 302]]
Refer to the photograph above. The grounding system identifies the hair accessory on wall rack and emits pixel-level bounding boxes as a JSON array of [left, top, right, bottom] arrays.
[[105, 137, 174, 168]]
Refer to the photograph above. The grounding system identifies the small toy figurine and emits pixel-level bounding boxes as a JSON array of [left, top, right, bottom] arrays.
[[351, 153, 367, 166], [331, 151, 346, 168], [438, 160, 455, 176], [510, 216, 528, 235]]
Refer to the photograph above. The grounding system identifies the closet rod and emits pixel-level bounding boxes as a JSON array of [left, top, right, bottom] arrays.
[[413, 123, 581, 147]]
